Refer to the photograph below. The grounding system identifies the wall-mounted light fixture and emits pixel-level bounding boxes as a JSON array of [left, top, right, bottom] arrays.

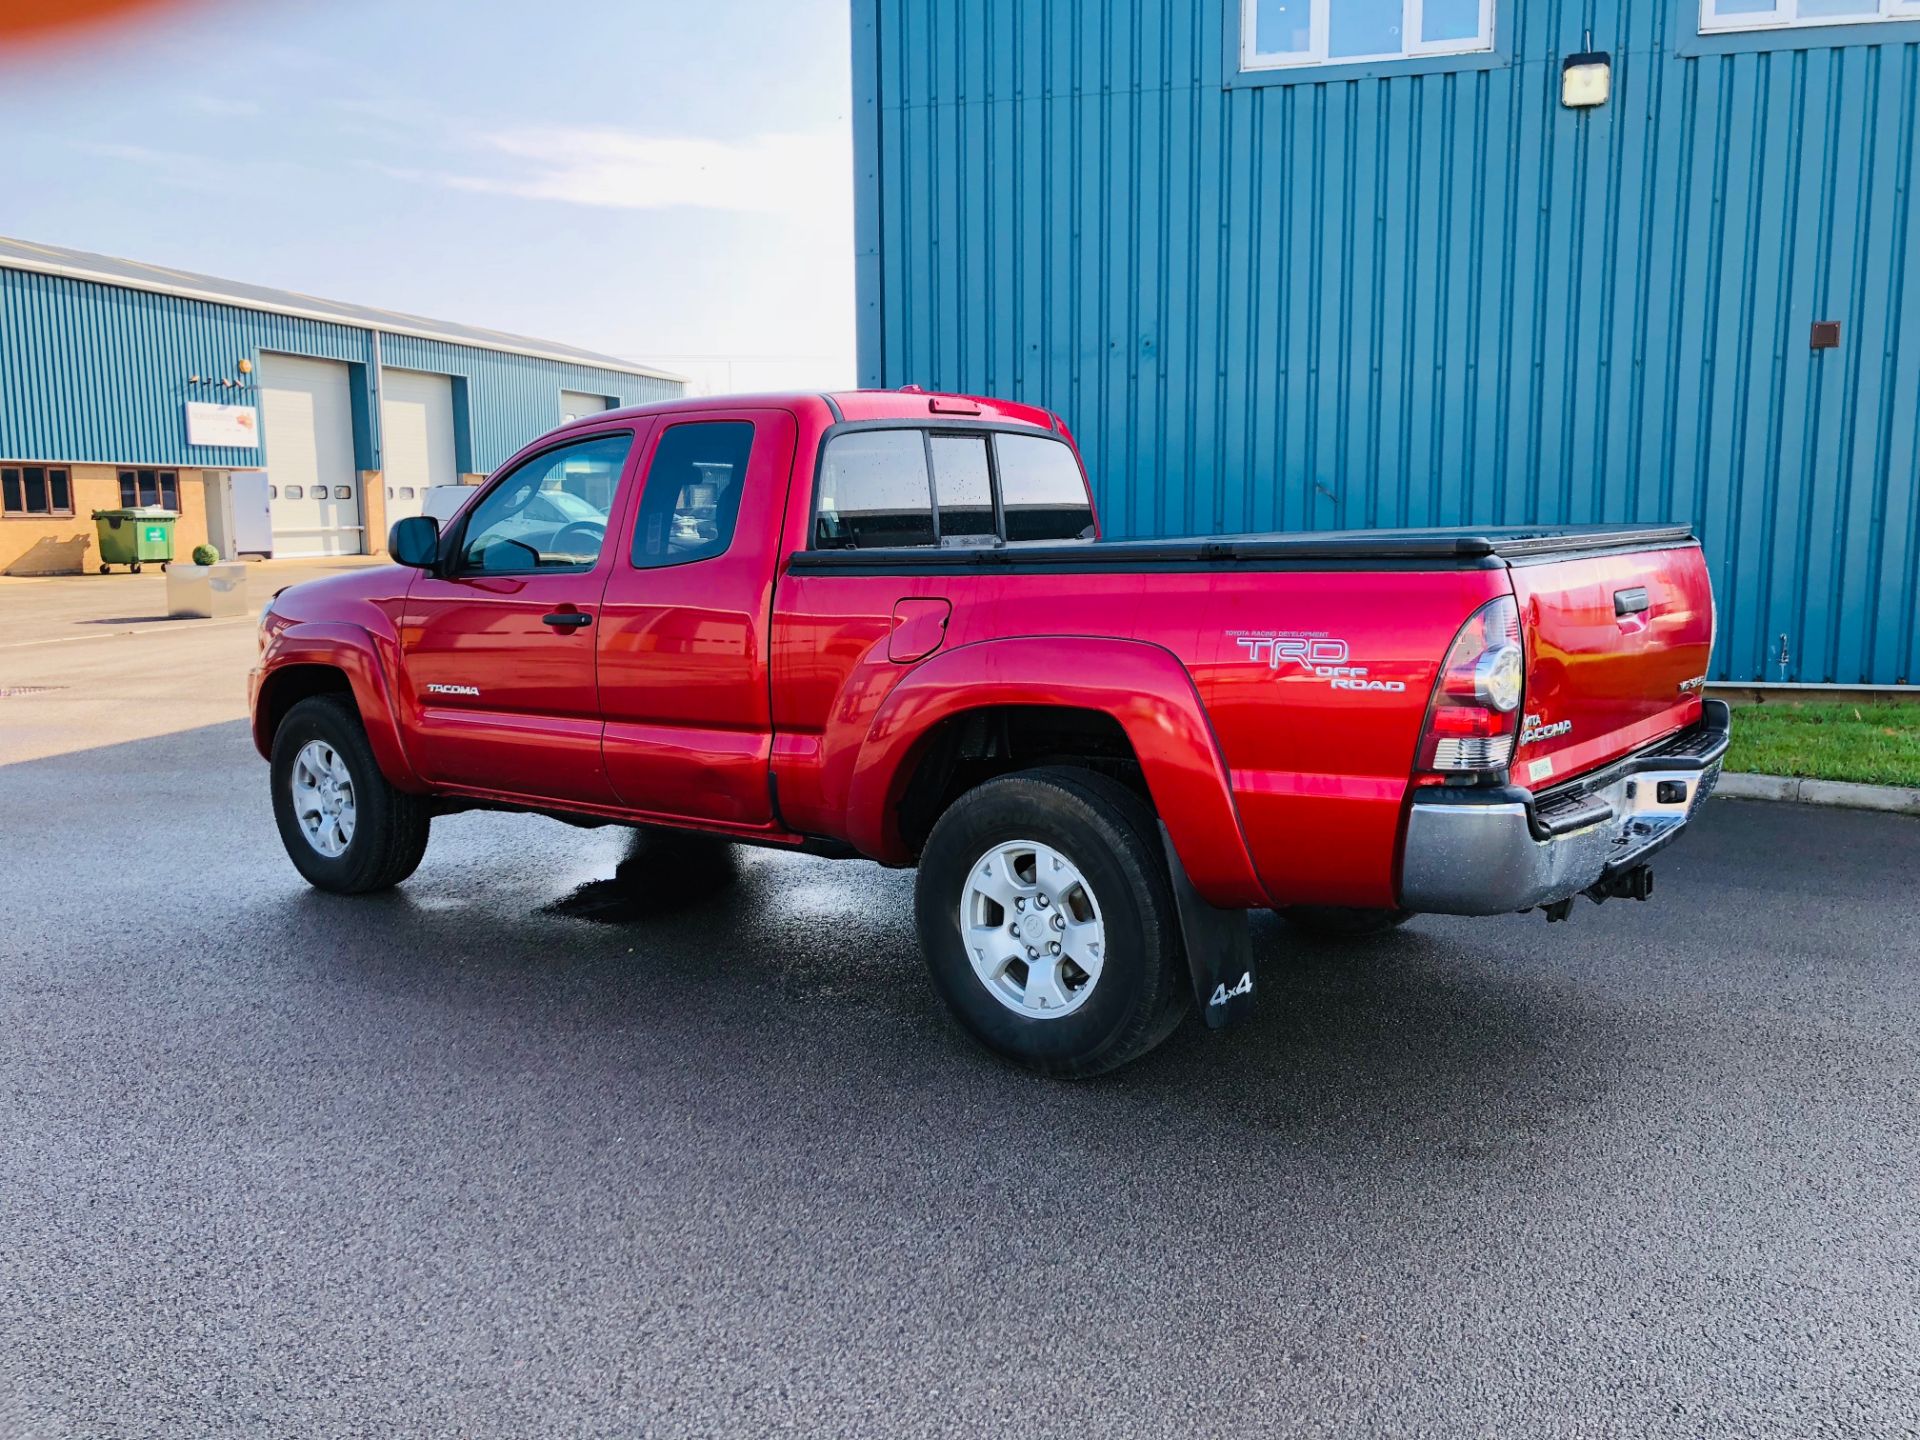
[[237, 358, 253, 374], [1562, 51, 1611, 109]]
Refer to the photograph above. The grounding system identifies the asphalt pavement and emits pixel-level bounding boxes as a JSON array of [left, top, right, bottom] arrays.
[[2, 652, 1918, 1435]]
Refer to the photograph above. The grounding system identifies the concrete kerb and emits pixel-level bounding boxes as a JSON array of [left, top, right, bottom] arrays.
[[1718, 772, 1920, 818]]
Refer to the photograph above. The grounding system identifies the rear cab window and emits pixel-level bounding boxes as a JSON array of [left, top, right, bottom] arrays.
[[995, 433, 1094, 543], [813, 426, 1092, 549], [815, 430, 936, 548]]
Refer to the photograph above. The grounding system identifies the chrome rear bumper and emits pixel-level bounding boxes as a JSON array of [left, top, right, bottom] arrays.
[[1398, 700, 1730, 916]]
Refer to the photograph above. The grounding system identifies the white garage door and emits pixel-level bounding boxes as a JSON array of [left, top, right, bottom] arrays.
[[257, 353, 361, 557], [560, 390, 610, 422], [381, 369, 458, 523]]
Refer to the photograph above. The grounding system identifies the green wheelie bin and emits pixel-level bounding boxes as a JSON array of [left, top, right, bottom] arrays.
[[92, 508, 179, 574]]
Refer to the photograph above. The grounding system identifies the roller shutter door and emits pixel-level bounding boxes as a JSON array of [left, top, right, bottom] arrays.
[[560, 390, 610, 422], [381, 369, 458, 523], [257, 353, 361, 556]]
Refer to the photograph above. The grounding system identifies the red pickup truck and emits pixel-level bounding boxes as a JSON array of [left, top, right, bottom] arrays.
[[251, 389, 1728, 1075]]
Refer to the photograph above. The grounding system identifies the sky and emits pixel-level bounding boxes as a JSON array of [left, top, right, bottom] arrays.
[[0, 0, 857, 390]]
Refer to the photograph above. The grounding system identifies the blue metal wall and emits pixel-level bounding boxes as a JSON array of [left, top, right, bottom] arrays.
[[0, 267, 682, 477], [853, 0, 1920, 686]]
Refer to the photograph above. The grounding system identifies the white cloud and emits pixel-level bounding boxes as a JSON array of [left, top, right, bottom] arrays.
[[423, 126, 850, 217]]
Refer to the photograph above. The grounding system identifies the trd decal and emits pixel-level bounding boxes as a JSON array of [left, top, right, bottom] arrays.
[[1230, 631, 1408, 694], [1235, 635, 1351, 668]]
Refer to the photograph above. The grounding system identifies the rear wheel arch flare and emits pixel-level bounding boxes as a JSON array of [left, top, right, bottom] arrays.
[[844, 636, 1269, 907]]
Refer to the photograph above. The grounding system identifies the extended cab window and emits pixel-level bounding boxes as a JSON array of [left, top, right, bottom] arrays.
[[995, 433, 1095, 542], [815, 430, 935, 548], [631, 420, 755, 568], [458, 433, 631, 573]]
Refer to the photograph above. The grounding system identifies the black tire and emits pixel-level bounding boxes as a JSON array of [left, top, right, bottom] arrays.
[[98, 564, 110, 575], [914, 766, 1190, 1078], [1278, 906, 1414, 938], [270, 694, 431, 893], [130, 563, 141, 573]]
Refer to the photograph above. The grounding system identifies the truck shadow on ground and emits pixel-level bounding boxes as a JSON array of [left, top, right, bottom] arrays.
[[542, 827, 741, 922], [486, 825, 1621, 1147]]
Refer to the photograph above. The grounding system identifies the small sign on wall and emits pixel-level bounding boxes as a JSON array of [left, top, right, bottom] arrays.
[[184, 402, 261, 449]]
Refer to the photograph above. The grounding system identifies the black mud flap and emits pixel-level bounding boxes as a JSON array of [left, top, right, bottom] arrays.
[[1158, 823, 1256, 1032]]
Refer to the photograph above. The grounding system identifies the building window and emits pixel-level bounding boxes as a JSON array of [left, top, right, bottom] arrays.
[[2, 466, 74, 518], [118, 468, 180, 509], [1242, 0, 1494, 69], [1702, 0, 1920, 31]]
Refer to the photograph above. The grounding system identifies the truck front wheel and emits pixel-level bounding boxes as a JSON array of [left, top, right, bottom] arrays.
[[270, 694, 431, 893], [914, 767, 1188, 1078]]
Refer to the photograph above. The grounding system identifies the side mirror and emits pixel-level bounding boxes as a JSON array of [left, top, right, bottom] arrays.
[[389, 514, 441, 569]]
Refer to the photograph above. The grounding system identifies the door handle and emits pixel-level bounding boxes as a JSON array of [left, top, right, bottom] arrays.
[[542, 611, 592, 629], [1613, 587, 1650, 617]]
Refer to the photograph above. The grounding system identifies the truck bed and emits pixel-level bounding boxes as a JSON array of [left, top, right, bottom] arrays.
[[790, 525, 1700, 572]]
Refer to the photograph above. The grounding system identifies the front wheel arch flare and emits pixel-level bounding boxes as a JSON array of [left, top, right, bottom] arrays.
[[254, 621, 423, 792]]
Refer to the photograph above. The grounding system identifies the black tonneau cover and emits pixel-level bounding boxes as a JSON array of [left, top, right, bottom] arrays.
[[789, 525, 1698, 574]]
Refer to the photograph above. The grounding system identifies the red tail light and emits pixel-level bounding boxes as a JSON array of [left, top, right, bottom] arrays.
[[1417, 595, 1524, 779]]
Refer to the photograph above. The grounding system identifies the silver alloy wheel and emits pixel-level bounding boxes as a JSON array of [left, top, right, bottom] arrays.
[[960, 838, 1107, 1019], [290, 739, 357, 858]]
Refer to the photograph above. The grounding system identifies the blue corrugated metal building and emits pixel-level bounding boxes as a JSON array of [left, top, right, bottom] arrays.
[[1, 237, 682, 571], [852, 0, 1920, 687]]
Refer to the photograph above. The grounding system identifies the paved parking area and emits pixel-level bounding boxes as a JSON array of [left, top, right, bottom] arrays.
[[0, 558, 380, 765], [2, 575, 1917, 1438]]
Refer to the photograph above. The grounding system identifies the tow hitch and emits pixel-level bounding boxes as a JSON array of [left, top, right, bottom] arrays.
[[1541, 863, 1655, 922]]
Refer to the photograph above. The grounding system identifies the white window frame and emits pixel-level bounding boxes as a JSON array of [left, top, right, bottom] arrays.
[[1701, 0, 1920, 34], [1241, 0, 1496, 71]]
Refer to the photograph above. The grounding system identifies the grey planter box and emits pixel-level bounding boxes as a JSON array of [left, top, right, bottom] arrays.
[[166, 561, 249, 619]]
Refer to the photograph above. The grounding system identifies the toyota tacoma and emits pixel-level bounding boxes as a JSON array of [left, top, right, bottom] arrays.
[[251, 389, 1728, 1075]]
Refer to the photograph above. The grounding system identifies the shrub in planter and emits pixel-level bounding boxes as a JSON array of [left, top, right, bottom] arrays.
[[191, 544, 219, 566]]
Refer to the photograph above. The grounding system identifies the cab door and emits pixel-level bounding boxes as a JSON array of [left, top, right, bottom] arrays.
[[401, 426, 645, 806], [596, 408, 796, 829]]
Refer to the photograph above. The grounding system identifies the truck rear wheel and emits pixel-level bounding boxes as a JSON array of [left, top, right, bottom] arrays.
[[914, 767, 1188, 1078], [270, 694, 431, 894]]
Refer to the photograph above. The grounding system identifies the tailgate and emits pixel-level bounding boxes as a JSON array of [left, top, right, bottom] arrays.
[[1507, 542, 1714, 788]]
